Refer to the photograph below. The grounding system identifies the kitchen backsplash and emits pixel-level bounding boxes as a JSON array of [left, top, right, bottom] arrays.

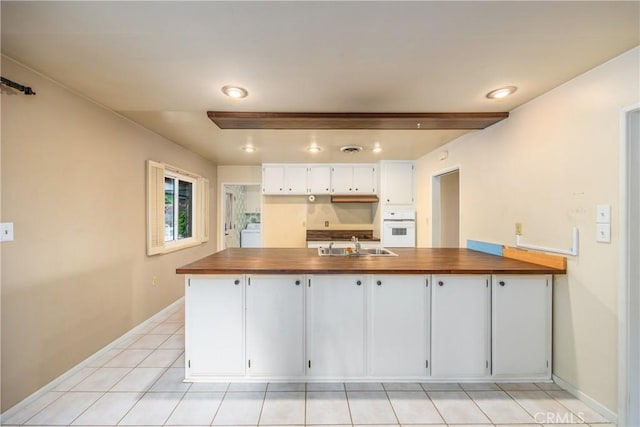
[[307, 195, 375, 229]]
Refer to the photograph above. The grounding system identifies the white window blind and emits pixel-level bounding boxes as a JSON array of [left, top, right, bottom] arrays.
[[147, 160, 165, 255]]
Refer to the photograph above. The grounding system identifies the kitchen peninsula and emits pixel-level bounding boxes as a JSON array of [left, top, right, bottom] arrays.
[[177, 248, 565, 383]]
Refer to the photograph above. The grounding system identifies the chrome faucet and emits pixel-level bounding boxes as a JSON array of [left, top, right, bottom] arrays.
[[351, 236, 361, 254]]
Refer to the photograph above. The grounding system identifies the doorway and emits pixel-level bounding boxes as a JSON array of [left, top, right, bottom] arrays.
[[220, 184, 261, 249], [621, 106, 639, 426], [432, 168, 460, 248]]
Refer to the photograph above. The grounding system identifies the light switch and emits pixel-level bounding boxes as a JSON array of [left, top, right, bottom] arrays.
[[0, 223, 14, 242], [596, 223, 611, 243], [596, 204, 611, 224]]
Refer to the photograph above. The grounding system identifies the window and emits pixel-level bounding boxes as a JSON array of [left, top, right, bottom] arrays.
[[147, 160, 209, 255]]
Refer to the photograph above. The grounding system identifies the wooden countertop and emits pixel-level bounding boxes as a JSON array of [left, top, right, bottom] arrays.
[[176, 248, 566, 275]]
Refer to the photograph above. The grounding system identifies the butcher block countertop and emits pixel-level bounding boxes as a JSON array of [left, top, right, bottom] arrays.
[[176, 248, 566, 275]]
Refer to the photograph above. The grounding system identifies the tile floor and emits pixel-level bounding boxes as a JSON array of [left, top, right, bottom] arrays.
[[1, 301, 616, 427]]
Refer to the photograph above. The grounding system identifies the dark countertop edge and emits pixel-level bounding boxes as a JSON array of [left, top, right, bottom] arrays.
[[177, 268, 565, 275], [306, 238, 381, 242]]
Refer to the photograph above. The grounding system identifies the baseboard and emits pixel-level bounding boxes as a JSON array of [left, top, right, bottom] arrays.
[[1, 297, 184, 422], [552, 374, 618, 424]]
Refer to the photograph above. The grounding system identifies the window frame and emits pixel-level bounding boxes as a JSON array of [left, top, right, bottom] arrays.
[[163, 169, 199, 251]]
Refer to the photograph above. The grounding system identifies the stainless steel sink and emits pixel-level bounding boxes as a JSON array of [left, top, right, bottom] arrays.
[[317, 246, 397, 257]]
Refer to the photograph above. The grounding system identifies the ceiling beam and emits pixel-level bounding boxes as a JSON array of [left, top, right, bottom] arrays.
[[207, 111, 509, 130]]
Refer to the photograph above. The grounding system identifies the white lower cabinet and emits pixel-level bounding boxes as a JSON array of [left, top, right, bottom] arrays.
[[306, 275, 366, 377], [370, 275, 429, 377], [185, 275, 245, 377], [492, 274, 552, 379], [246, 275, 305, 377], [431, 275, 491, 379]]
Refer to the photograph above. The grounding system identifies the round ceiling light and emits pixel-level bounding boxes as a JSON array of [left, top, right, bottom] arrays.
[[340, 145, 363, 154], [307, 145, 322, 153], [372, 146, 383, 153], [241, 145, 256, 153], [486, 86, 517, 99], [222, 85, 248, 99]]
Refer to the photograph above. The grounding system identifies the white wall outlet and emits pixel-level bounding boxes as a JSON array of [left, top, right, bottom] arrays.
[[596, 204, 611, 224], [596, 223, 611, 243], [1, 223, 14, 242]]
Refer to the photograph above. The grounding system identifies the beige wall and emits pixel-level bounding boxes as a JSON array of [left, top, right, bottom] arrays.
[[416, 47, 639, 413], [307, 196, 375, 230], [262, 196, 308, 248], [0, 57, 217, 411], [439, 171, 460, 247]]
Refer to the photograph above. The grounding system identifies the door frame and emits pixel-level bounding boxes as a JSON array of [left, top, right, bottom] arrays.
[[219, 181, 261, 251], [619, 103, 639, 427], [431, 165, 461, 247]]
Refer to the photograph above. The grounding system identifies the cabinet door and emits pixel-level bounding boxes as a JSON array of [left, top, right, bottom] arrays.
[[284, 165, 308, 194], [492, 275, 551, 379], [331, 165, 354, 194], [431, 275, 490, 379], [262, 165, 285, 194], [382, 162, 414, 205], [246, 275, 305, 377], [185, 276, 244, 377], [307, 275, 366, 377], [245, 186, 261, 213], [370, 275, 429, 377], [352, 165, 377, 194], [308, 166, 331, 194]]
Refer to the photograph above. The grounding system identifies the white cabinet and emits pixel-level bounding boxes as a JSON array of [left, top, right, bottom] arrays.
[[381, 161, 415, 205], [492, 275, 552, 380], [331, 164, 377, 194], [185, 276, 245, 377], [370, 275, 429, 377], [245, 186, 261, 213], [306, 275, 366, 377], [262, 164, 307, 194], [308, 165, 331, 194], [246, 275, 305, 377], [431, 275, 490, 379]]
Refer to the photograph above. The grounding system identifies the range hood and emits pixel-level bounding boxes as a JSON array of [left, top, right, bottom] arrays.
[[331, 195, 379, 203]]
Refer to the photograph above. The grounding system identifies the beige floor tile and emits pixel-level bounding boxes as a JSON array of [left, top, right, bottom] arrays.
[[165, 391, 224, 425], [52, 367, 97, 391], [117, 391, 184, 425], [113, 335, 143, 349], [104, 349, 154, 368], [110, 367, 166, 392], [87, 349, 124, 367], [344, 382, 384, 391], [127, 334, 171, 349], [306, 382, 345, 392], [305, 391, 351, 424], [72, 368, 132, 392], [1, 392, 64, 425], [347, 391, 397, 425], [460, 382, 500, 391], [149, 322, 182, 335], [259, 391, 306, 425], [546, 390, 610, 424], [24, 392, 102, 425], [420, 383, 462, 391], [149, 367, 191, 392], [171, 352, 185, 368], [138, 349, 183, 368], [387, 391, 444, 424], [267, 382, 306, 392], [535, 382, 564, 391], [158, 334, 185, 350], [212, 391, 265, 425], [499, 382, 541, 391], [468, 391, 536, 424], [508, 390, 581, 423], [71, 392, 142, 425], [383, 382, 423, 391], [188, 382, 229, 392], [427, 391, 491, 424], [227, 382, 268, 392]]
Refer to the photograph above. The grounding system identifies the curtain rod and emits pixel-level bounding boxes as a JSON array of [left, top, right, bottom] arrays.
[[1, 76, 36, 95]]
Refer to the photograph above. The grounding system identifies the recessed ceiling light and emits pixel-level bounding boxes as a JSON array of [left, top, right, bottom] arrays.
[[307, 145, 322, 153], [241, 145, 256, 153], [222, 85, 248, 99], [340, 145, 363, 153], [486, 86, 517, 99], [372, 146, 383, 153]]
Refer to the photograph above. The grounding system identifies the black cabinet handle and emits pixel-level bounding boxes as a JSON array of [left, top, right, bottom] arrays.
[[356, 280, 362, 286], [377, 280, 382, 286], [499, 281, 505, 286], [438, 281, 444, 286], [295, 280, 300, 286], [234, 279, 240, 285]]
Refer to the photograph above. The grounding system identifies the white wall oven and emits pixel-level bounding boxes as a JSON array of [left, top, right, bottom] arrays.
[[382, 209, 416, 247]]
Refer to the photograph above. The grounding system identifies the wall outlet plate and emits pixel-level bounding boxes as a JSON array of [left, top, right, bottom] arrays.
[[596, 223, 611, 243], [596, 204, 611, 224], [0, 223, 14, 242]]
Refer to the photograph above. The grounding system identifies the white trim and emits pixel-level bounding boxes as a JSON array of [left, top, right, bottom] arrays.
[[0, 297, 184, 421], [619, 103, 640, 427], [552, 374, 617, 424], [218, 182, 261, 251]]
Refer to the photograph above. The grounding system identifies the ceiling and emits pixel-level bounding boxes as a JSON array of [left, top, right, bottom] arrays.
[[2, 1, 638, 165]]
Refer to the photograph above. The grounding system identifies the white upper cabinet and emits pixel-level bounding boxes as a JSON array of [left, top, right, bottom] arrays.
[[380, 161, 415, 206], [492, 275, 552, 380], [308, 165, 332, 194], [331, 164, 377, 194], [262, 164, 307, 194], [245, 186, 261, 213]]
